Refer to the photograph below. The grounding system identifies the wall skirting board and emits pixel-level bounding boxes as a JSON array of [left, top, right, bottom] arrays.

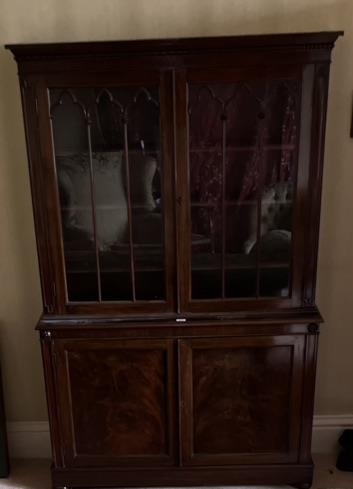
[[312, 415, 353, 454], [6, 415, 353, 459], [7, 422, 50, 459]]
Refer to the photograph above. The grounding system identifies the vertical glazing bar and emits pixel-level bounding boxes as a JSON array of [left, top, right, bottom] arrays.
[[221, 115, 227, 298], [255, 101, 269, 297], [87, 122, 102, 302], [255, 152, 263, 298], [123, 119, 136, 302]]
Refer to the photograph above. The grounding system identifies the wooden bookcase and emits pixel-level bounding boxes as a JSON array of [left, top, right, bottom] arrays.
[[6, 31, 342, 488]]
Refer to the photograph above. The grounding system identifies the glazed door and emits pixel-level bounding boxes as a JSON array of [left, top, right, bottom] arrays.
[[36, 71, 175, 314], [176, 66, 309, 313], [53, 338, 177, 467], [179, 334, 305, 465]]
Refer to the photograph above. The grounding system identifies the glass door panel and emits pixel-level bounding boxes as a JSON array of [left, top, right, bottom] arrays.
[[188, 78, 299, 301], [50, 85, 165, 303]]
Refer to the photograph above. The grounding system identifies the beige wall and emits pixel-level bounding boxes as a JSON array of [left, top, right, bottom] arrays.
[[0, 0, 352, 422]]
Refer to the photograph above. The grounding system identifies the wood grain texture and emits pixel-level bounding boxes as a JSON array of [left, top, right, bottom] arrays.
[[180, 335, 304, 465], [54, 339, 176, 466], [193, 346, 292, 453], [7, 32, 342, 489], [70, 350, 166, 454]]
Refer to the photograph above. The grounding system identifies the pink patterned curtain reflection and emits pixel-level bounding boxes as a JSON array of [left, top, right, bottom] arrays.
[[188, 81, 298, 253]]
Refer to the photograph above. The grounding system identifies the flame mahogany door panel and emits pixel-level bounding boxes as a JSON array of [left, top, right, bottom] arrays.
[[53, 338, 177, 467], [180, 334, 305, 465]]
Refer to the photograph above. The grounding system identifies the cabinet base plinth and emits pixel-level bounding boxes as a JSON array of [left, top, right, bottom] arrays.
[[52, 463, 314, 488]]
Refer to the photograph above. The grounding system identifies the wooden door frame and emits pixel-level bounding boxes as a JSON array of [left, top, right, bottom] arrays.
[[32, 70, 177, 315], [53, 338, 178, 467], [179, 334, 305, 465], [174, 64, 322, 315]]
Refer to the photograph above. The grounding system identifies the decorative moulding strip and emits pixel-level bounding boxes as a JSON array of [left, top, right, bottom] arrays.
[[6, 416, 353, 459], [313, 414, 353, 427], [5, 31, 343, 62]]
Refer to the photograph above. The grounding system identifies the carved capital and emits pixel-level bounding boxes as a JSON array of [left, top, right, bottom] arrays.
[[40, 330, 52, 340], [307, 323, 319, 334]]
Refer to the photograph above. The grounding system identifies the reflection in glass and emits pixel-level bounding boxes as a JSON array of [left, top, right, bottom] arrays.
[[50, 86, 165, 303], [188, 79, 298, 299]]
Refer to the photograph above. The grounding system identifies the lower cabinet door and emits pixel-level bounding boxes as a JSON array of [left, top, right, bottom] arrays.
[[180, 335, 305, 465], [54, 338, 176, 467]]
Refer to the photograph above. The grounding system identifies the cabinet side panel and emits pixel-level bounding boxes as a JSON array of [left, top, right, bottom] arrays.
[[40, 334, 63, 467], [36, 80, 67, 312], [20, 78, 54, 313], [295, 64, 314, 306], [303, 63, 330, 305], [299, 329, 319, 463]]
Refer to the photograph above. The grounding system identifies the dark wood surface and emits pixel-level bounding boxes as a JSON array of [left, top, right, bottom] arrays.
[[42, 323, 318, 483], [176, 65, 304, 313], [180, 335, 304, 465], [54, 338, 176, 466], [6, 31, 342, 65], [7, 31, 342, 488], [52, 462, 314, 488], [39, 320, 319, 487], [7, 31, 342, 316]]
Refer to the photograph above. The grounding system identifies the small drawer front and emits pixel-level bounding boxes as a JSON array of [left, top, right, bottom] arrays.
[[53, 338, 177, 467], [180, 334, 305, 465]]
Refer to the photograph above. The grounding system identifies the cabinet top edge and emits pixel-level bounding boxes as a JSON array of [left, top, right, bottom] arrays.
[[5, 31, 343, 60]]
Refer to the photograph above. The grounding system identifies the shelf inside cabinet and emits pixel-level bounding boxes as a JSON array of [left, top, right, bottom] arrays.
[[191, 200, 293, 207], [67, 267, 165, 274], [189, 143, 296, 153], [191, 253, 289, 271], [62, 205, 162, 211]]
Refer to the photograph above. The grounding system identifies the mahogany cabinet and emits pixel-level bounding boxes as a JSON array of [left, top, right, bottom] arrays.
[[54, 338, 176, 467], [6, 31, 342, 488]]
